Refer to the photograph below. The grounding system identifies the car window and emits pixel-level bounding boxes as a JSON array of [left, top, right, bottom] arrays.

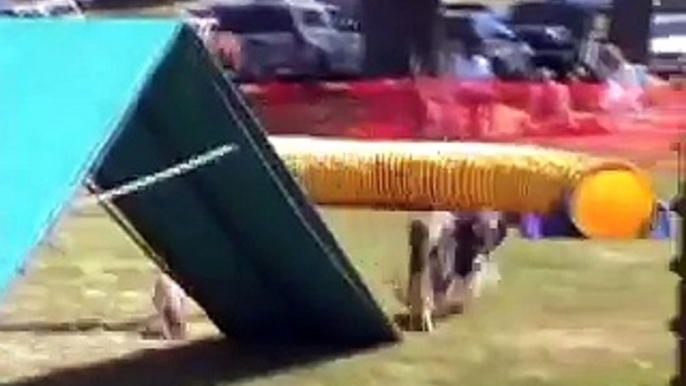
[[336, 18, 360, 32], [214, 6, 296, 33], [328, 9, 360, 32], [301, 9, 326, 27], [14, 8, 44, 17], [46, 5, 78, 16]]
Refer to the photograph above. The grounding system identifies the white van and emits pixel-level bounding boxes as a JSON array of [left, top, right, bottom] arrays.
[[196, 0, 364, 79], [9, 0, 83, 17], [38, 0, 83, 17], [179, 5, 220, 44]]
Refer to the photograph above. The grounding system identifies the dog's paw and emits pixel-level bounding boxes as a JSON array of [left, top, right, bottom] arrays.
[[407, 314, 432, 332], [471, 281, 484, 299], [422, 314, 434, 332]]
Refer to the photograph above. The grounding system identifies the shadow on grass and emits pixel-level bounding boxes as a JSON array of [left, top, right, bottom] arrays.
[[0, 319, 148, 334], [10, 337, 385, 386], [0, 315, 208, 334]]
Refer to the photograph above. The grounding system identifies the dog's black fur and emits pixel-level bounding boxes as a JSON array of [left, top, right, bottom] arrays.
[[452, 212, 507, 276], [452, 213, 483, 278]]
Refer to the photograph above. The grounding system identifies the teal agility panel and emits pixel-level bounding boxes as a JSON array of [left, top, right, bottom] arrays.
[[94, 25, 398, 345], [0, 19, 179, 297]]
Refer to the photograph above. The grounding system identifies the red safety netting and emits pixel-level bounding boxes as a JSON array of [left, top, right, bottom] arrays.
[[241, 78, 686, 169]]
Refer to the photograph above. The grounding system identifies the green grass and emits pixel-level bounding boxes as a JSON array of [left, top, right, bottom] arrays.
[[0, 172, 677, 386]]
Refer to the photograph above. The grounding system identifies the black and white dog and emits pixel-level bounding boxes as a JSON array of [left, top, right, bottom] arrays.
[[405, 211, 507, 330]]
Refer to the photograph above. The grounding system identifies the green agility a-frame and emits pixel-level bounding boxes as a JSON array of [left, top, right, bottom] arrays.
[[0, 18, 398, 345]]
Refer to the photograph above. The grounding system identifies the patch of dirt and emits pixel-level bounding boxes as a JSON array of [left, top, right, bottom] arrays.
[[518, 328, 633, 353], [492, 327, 635, 365], [510, 365, 555, 382], [590, 247, 646, 264]]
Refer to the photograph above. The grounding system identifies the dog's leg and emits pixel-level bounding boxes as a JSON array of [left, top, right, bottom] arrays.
[[463, 250, 484, 304], [407, 272, 434, 332], [407, 220, 434, 332], [470, 254, 487, 299], [152, 274, 188, 340], [422, 300, 434, 332], [419, 266, 435, 332], [481, 254, 501, 287], [479, 212, 504, 289]]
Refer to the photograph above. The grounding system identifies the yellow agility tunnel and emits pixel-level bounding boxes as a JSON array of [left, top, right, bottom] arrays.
[[272, 136, 657, 239]]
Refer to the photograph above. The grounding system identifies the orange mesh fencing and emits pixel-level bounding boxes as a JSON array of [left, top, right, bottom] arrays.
[[240, 78, 686, 169]]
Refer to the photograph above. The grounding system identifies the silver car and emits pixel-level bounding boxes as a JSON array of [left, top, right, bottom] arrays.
[[203, 0, 364, 80]]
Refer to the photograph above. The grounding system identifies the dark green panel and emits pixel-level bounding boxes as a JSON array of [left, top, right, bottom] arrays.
[[206, 45, 377, 304], [95, 25, 398, 346], [95, 108, 299, 339]]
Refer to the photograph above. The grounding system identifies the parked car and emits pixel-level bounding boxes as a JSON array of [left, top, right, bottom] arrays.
[[324, 3, 364, 78], [509, 24, 577, 76], [508, 0, 608, 79], [194, 0, 364, 80], [0, 0, 15, 15], [649, 13, 686, 78], [39, 0, 83, 16], [438, 7, 536, 80], [1, 0, 83, 17]]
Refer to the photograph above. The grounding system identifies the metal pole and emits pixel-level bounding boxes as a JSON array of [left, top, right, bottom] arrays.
[[671, 135, 686, 386], [74, 144, 237, 209]]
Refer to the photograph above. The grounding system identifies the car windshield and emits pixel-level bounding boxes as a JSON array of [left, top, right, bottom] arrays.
[[652, 16, 686, 38], [47, 5, 79, 16], [471, 12, 516, 39], [514, 25, 574, 50], [443, 12, 516, 41], [327, 8, 359, 32], [445, 4, 489, 12], [214, 5, 296, 33], [186, 7, 214, 19]]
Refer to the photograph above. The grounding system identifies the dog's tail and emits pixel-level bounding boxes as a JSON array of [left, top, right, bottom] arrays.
[[409, 219, 430, 248], [389, 220, 432, 307], [409, 219, 430, 275]]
